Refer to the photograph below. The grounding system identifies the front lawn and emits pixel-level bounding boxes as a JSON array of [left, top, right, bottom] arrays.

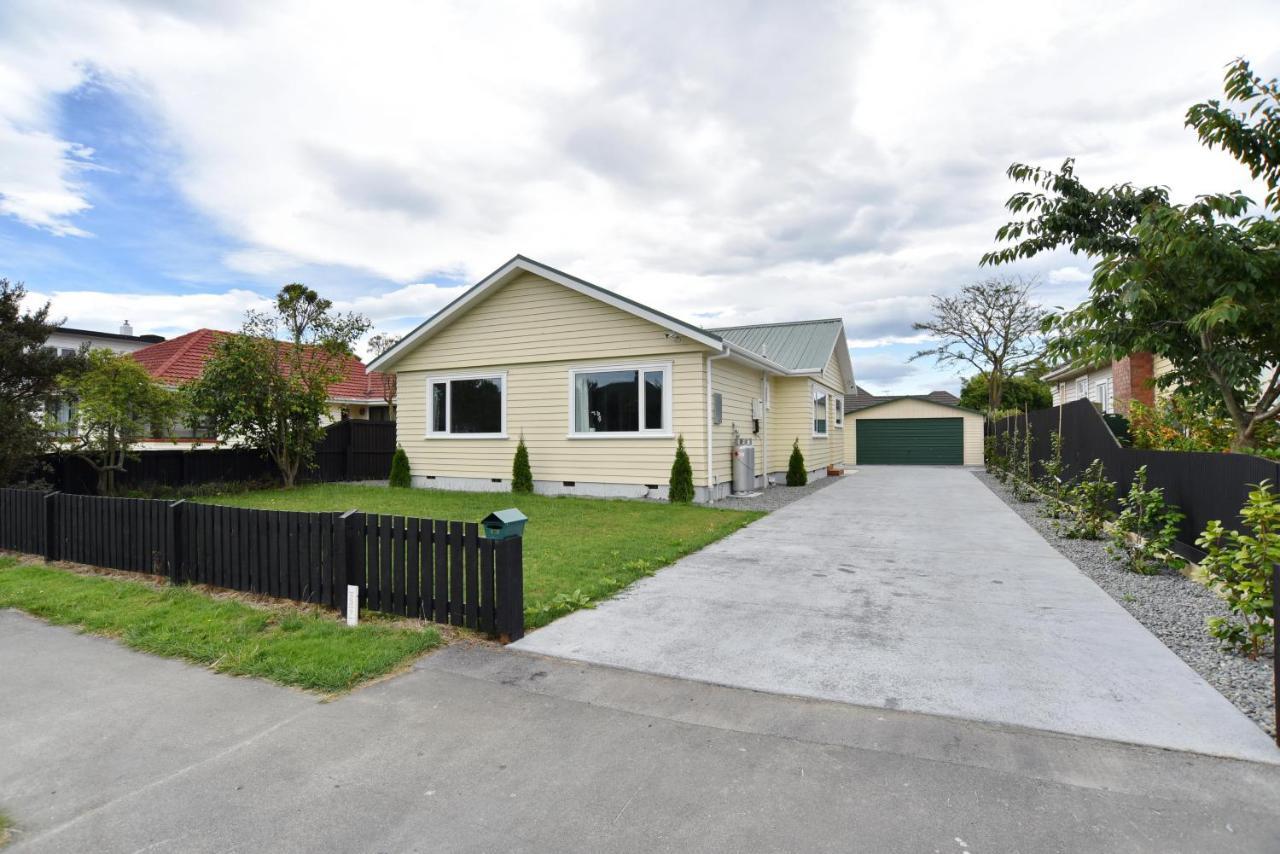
[[200, 484, 763, 628], [0, 560, 441, 692]]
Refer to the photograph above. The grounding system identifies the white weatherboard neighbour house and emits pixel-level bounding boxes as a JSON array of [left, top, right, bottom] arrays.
[[369, 256, 856, 502]]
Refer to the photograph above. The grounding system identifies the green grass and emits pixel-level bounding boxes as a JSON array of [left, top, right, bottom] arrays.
[[0, 560, 440, 692], [199, 484, 764, 628], [0, 810, 11, 848]]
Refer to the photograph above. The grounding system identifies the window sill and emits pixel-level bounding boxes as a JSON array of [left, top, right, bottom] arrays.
[[425, 433, 508, 440], [567, 432, 674, 440], [811, 433, 829, 439]]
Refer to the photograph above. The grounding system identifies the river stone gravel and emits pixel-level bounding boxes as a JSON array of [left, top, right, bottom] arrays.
[[975, 469, 1276, 740]]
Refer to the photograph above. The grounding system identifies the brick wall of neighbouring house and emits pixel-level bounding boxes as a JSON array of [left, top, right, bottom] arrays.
[[1112, 352, 1155, 414]]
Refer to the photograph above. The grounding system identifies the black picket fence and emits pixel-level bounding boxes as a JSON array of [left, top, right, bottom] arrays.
[[0, 487, 524, 640], [990, 399, 1280, 558], [43, 420, 396, 495]]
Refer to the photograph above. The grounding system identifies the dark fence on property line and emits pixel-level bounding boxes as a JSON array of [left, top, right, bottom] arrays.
[[990, 399, 1280, 559], [43, 420, 397, 495], [0, 487, 524, 640]]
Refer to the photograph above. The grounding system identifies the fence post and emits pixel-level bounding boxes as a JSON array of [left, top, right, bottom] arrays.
[[166, 500, 185, 584], [43, 492, 60, 562], [336, 509, 362, 617], [495, 536, 524, 643]]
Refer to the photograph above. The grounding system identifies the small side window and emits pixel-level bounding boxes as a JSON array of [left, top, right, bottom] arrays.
[[712, 392, 723, 426]]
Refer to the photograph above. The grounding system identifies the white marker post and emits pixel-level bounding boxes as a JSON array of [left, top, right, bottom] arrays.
[[346, 585, 359, 627]]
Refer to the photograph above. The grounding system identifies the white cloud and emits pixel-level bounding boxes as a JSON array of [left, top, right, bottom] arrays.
[[1, 0, 1278, 378]]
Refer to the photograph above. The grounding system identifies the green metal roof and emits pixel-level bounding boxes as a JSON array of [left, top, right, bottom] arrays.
[[707, 319, 844, 372]]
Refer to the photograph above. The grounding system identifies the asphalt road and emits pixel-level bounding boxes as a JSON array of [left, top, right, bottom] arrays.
[[3, 610, 1280, 853]]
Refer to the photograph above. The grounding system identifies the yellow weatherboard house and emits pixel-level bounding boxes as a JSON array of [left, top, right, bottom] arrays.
[[369, 256, 855, 502]]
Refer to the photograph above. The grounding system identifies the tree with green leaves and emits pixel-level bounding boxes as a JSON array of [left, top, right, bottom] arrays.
[[388, 446, 411, 488], [669, 435, 694, 503], [983, 58, 1280, 452], [0, 280, 82, 484], [187, 284, 370, 487], [367, 331, 400, 409], [61, 348, 176, 495], [910, 277, 1046, 413], [959, 372, 1051, 413], [786, 439, 807, 487], [512, 437, 533, 494]]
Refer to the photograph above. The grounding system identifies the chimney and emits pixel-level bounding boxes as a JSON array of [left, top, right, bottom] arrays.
[[120, 320, 134, 336], [1112, 352, 1155, 415]]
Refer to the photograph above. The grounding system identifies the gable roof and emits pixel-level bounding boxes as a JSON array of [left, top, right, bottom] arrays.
[[369, 255, 725, 372], [845, 386, 963, 414], [368, 254, 854, 391], [132, 329, 389, 402]]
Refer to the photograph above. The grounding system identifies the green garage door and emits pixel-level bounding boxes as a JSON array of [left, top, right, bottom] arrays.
[[856, 418, 963, 465]]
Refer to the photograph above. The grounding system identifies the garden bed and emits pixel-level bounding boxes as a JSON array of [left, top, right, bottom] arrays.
[[976, 470, 1275, 738]]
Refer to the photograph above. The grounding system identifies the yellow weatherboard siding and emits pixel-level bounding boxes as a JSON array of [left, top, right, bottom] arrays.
[[394, 271, 712, 485], [710, 358, 768, 485], [766, 366, 846, 474], [848, 398, 984, 466]]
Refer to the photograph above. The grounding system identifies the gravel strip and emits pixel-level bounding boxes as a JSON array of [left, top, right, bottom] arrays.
[[715, 472, 842, 512], [974, 469, 1276, 739]]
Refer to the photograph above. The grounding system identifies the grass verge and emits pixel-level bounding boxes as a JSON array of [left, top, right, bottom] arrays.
[[0, 810, 11, 848], [200, 484, 764, 628], [0, 559, 441, 693]]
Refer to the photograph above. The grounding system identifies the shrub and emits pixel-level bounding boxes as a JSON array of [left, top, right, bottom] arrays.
[[1038, 430, 1069, 519], [388, 446, 411, 488], [1196, 480, 1279, 659], [511, 438, 533, 494], [1056, 459, 1115, 539], [669, 434, 695, 503], [786, 439, 807, 487], [1010, 421, 1037, 502], [1107, 465, 1185, 574]]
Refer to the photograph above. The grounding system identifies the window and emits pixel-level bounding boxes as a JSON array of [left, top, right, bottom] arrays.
[[1095, 379, 1113, 414], [712, 392, 723, 426], [813, 385, 828, 435], [1075, 376, 1088, 401], [427, 374, 506, 437], [570, 363, 671, 436], [834, 397, 843, 428]]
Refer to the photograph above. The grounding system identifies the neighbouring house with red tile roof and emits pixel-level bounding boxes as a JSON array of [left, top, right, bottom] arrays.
[[131, 329, 392, 443]]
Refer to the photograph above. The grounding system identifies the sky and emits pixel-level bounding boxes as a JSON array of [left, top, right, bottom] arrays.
[[0, 1, 1276, 394]]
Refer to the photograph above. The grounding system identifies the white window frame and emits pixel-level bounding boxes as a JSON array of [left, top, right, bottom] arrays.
[[425, 371, 507, 439], [812, 382, 829, 438], [1075, 376, 1089, 402], [833, 394, 843, 428], [567, 361, 673, 439]]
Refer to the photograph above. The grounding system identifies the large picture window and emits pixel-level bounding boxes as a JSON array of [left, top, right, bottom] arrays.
[[813, 385, 828, 436], [427, 373, 506, 437], [570, 363, 670, 436]]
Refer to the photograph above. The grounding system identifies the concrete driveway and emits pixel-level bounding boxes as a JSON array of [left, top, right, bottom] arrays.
[[515, 466, 1279, 762]]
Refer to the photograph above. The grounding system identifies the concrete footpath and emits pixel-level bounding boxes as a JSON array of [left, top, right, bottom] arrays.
[[515, 466, 1280, 762], [4, 611, 1280, 853]]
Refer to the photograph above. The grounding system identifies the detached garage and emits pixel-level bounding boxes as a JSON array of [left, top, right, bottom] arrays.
[[843, 389, 984, 466]]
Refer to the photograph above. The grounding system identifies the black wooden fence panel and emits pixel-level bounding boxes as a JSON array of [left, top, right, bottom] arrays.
[[0, 488, 48, 555], [992, 400, 1280, 557], [0, 491, 523, 640], [41, 420, 397, 495]]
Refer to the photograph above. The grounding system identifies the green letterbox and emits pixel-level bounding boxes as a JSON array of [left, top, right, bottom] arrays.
[[481, 508, 528, 540]]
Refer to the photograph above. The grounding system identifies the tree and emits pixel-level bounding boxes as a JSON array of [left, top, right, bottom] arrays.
[[389, 446, 411, 488], [187, 284, 370, 487], [982, 58, 1280, 452], [668, 435, 694, 502], [786, 439, 807, 487], [910, 278, 1046, 413], [512, 438, 534, 494], [62, 349, 175, 495], [959, 372, 1051, 412], [0, 280, 81, 484], [367, 332, 400, 409]]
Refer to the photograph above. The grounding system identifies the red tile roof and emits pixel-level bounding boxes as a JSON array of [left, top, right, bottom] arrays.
[[132, 329, 389, 402]]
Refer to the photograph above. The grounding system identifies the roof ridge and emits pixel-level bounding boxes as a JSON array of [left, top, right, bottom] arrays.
[[706, 317, 843, 332], [149, 329, 213, 379]]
